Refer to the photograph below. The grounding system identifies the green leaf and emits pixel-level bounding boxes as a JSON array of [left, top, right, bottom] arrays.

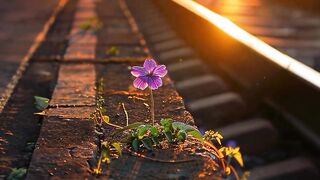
[[102, 115, 109, 123], [141, 138, 153, 150], [204, 130, 223, 145], [7, 168, 27, 180], [79, 21, 91, 30], [145, 125, 158, 136], [132, 138, 139, 151], [137, 125, 147, 139], [106, 46, 120, 56], [187, 130, 204, 142], [160, 118, 173, 132], [177, 130, 187, 141], [101, 142, 111, 163], [160, 118, 172, 127], [172, 122, 197, 132], [34, 96, 49, 111], [234, 152, 244, 167], [225, 166, 231, 175], [215, 136, 222, 145], [151, 136, 159, 145], [79, 17, 103, 32], [164, 131, 173, 142], [149, 126, 158, 136], [111, 142, 122, 156]]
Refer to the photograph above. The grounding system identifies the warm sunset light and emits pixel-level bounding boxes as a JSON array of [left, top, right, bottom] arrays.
[[173, 0, 320, 88]]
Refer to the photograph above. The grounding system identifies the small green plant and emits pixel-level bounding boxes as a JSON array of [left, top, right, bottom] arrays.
[[79, 17, 103, 32], [79, 22, 91, 31], [89, 115, 244, 178], [89, 78, 124, 175], [89, 141, 122, 175], [241, 171, 250, 180], [130, 124, 159, 151], [218, 146, 244, 179], [34, 96, 49, 111], [124, 118, 203, 151], [89, 78, 121, 129], [7, 168, 27, 180], [90, 78, 107, 124], [105, 46, 120, 56], [204, 130, 223, 145]]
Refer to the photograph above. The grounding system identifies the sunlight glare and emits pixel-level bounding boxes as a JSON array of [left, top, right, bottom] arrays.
[[172, 0, 320, 88]]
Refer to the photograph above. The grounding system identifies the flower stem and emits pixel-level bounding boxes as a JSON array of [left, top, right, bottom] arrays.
[[149, 88, 155, 125], [122, 103, 129, 126]]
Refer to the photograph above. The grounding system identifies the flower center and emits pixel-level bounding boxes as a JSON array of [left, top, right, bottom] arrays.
[[147, 68, 156, 76]]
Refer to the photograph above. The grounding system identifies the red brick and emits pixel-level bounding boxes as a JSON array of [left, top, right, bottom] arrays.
[[50, 64, 96, 106]]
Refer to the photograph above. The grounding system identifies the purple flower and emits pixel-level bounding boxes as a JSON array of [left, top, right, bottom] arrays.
[[131, 59, 167, 90], [226, 140, 237, 148]]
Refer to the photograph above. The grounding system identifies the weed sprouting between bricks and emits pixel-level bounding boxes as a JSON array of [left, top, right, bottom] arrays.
[[34, 96, 49, 111], [89, 59, 247, 179], [79, 17, 103, 33], [7, 168, 27, 180], [106, 46, 120, 57]]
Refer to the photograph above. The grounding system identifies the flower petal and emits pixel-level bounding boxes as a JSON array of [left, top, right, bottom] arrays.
[[133, 77, 148, 90], [131, 66, 147, 77], [153, 65, 167, 77], [146, 76, 163, 90], [143, 59, 157, 73]]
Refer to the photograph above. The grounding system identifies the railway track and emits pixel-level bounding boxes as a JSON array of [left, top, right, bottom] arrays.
[[129, 0, 320, 178], [0, 0, 319, 179], [196, 0, 320, 71]]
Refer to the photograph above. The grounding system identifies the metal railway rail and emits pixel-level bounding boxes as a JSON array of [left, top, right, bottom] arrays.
[[0, 0, 319, 179]]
